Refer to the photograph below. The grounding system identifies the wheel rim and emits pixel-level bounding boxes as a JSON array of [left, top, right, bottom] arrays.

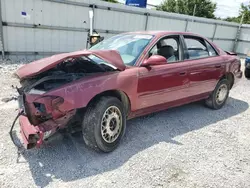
[[216, 84, 228, 104], [101, 106, 122, 143]]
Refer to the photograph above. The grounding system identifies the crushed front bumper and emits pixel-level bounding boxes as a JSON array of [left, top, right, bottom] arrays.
[[10, 110, 76, 150], [19, 115, 44, 149], [10, 113, 44, 150]]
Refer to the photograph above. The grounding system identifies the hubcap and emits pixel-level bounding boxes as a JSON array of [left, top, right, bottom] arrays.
[[216, 84, 228, 104], [101, 106, 122, 143]]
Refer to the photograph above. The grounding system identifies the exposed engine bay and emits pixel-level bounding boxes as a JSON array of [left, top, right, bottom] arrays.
[[18, 55, 116, 94]]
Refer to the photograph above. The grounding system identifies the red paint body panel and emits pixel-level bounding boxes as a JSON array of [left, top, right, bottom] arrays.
[[19, 115, 41, 149], [16, 50, 126, 79], [137, 62, 190, 109], [16, 31, 243, 149]]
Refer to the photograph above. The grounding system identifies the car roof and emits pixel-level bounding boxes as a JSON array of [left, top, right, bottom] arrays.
[[125, 31, 204, 38]]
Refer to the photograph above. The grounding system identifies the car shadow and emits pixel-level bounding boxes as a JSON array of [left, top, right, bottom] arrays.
[[19, 97, 248, 187]]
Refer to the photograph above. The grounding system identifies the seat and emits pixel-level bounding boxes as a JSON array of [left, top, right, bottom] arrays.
[[158, 45, 176, 62]]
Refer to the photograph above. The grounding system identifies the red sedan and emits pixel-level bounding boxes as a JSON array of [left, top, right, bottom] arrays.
[[12, 31, 242, 152]]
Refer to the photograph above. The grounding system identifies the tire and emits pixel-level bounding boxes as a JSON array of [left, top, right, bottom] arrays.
[[82, 96, 126, 152], [205, 79, 230, 110], [245, 68, 250, 79]]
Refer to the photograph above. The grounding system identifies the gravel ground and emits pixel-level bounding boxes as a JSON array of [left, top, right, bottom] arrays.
[[0, 59, 250, 188]]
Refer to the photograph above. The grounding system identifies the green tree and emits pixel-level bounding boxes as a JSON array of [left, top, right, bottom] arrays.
[[224, 17, 241, 23], [225, 3, 250, 24], [102, 0, 119, 3], [157, 0, 217, 19]]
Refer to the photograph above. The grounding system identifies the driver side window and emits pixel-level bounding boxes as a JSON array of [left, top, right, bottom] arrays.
[[149, 36, 180, 63]]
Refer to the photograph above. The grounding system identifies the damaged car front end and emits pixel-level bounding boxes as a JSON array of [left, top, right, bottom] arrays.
[[11, 50, 125, 149], [16, 93, 76, 149]]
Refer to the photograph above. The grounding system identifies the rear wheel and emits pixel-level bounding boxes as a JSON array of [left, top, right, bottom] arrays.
[[205, 79, 230, 110], [245, 68, 250, 79], [82, 96, 126, 152]]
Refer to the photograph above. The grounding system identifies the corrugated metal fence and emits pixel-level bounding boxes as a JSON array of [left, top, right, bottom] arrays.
[[0, 0, 249, 60]]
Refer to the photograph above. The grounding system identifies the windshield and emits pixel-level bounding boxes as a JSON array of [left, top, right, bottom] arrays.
[[90, 34, 153, 66]]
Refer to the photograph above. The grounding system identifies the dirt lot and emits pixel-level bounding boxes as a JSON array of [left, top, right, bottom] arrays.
[[0, 60, 250, 188]]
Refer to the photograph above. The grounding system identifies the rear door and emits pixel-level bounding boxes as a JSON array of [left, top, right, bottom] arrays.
[[182, 35, 224, 96]]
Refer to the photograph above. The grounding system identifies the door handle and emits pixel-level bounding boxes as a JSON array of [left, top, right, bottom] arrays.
[[179, 71, 187, 76], [215, 65, 222, 68]]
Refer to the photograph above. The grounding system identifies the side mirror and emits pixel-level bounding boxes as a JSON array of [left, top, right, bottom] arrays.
[[142, 55, 167, 67]]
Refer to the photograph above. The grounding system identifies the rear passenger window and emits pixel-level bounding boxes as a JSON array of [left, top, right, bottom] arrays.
[[184, 37, 209, 60], [205, 41, 217, 56]]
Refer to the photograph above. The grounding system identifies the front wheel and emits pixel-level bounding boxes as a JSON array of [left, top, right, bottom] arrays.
[[82, 96, 126, 152], [205, 79, 230, 110]]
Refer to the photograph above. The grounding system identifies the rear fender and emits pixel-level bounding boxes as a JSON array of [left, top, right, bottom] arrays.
[[226, 57, 242, 87]]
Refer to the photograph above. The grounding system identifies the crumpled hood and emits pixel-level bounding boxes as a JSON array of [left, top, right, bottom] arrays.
[[16, 50, 126, 79]]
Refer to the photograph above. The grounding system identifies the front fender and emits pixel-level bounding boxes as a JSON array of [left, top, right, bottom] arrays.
[[45, 71, 138, 112]]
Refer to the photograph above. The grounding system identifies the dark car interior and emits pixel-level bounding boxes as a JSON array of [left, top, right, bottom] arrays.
[[183, 36, 219, 60], [149, 36, 180, 63], [149, 35, 218, 62], [184, 37, 209, 60]]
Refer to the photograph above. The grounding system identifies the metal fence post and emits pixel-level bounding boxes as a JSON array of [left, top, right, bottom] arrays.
[[212, 24, 217, 41], [0, 0, 5, 59], [185, 20, 188, 31], [86, 4, 96, 49], [144, 13, 149, 31], [233, 14, 244, 53], [92, 4, 95, 32]]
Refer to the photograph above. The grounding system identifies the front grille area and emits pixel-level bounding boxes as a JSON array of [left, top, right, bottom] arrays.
[[33, 102, 46, 113]]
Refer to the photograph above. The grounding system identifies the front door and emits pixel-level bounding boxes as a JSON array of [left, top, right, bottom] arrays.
[[137, 62, 190, 109], [137, 35, 190, 110]]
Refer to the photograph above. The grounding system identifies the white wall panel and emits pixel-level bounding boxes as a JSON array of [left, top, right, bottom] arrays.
[[2, 26, 16, 52], [187, 22, 215, 38], [0, 0, 250, 59], [2, 0, 33, 24], [147, 16, 186, 31], [25, 28, 36, 51], [215, 25, 238, 39], [101, 33, 117, 40], [239, 28, 250, 41], [3, 26, 87, 52], [94, 9, 145, 31], [213, 40, 234, 51], [236, 42, 250, 54], [1, 0, 90, 28]]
